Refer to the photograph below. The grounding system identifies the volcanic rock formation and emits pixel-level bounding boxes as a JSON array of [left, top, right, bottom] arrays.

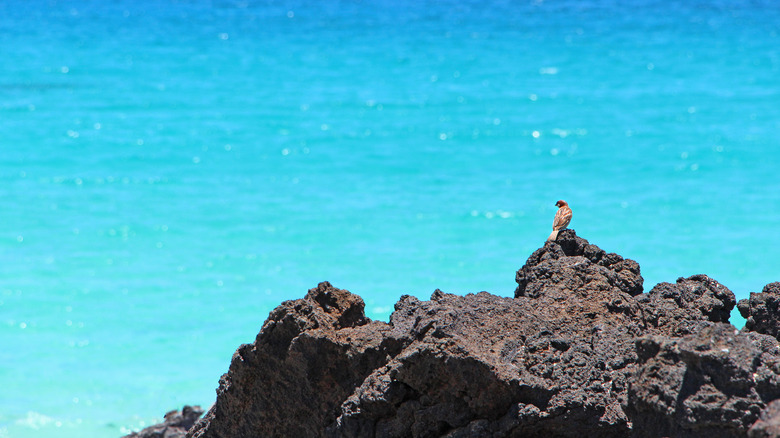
[[129, 230, 780, 437], [123, 405, 204, 438], [738, 282, 780, 341]]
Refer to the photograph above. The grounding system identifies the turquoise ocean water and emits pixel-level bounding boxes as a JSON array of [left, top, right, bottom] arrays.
[[2, 0, 779, 436]]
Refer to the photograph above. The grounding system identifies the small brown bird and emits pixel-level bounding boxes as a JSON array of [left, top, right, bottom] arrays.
[[547, 200, 572, 241]]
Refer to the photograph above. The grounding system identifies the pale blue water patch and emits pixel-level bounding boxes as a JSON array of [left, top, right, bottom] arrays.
[[2, 0, 780, 436]]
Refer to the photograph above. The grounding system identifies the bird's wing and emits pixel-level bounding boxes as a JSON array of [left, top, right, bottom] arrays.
[[553, 207, 572, 230]]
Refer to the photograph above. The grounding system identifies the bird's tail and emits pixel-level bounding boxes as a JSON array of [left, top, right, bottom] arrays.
[[547, 229, 559, 242]]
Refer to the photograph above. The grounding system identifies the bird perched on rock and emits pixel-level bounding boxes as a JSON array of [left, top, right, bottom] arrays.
[[547, 200, 572, 241]]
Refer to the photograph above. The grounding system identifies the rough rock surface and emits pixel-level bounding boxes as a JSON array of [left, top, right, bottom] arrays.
[[123, 406, 204, 438], [749, 400, 780, 438], [628, 324, 780, 438], [180, 230, 780, 438], [739, 282, 780, 340], [187, 281, 403, 438], [515, 229, 644, 299], [636, 274, 737, 336]]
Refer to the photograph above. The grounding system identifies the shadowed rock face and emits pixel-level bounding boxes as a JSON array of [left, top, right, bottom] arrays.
[[171, 230, 780, 438], [628, 324, 780, 438], [187, 282, 404, 438]]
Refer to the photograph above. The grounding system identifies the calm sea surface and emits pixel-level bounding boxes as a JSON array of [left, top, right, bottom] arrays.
[[2, 0, 779, 436]]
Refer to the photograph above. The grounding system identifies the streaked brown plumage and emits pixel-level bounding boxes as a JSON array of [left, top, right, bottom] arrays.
[[547, 200, 572, 241]]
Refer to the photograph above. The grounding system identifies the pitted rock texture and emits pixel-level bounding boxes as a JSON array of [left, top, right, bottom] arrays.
[[329, 290, 641, 437], [628, 324, 780, 438], [187, 282, 404, 438], [748, 399, 780, 438], [739, 282, 780, 340], [514, 229, 643, 299], [180, 230, 780, 438], [636, 274, 737, 336]]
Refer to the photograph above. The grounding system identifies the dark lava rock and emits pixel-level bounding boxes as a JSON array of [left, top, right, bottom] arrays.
[[515, 229, 644, 299], [739, 282, 780, 339], [188, 282, 403, 438], [330, 289, 642, 438], [627, 324, 780, 438], [184, 230, 780, 438], [123, 405, 204, 438], [636, 274, 737, 336], [748, 400, 780, 438]]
